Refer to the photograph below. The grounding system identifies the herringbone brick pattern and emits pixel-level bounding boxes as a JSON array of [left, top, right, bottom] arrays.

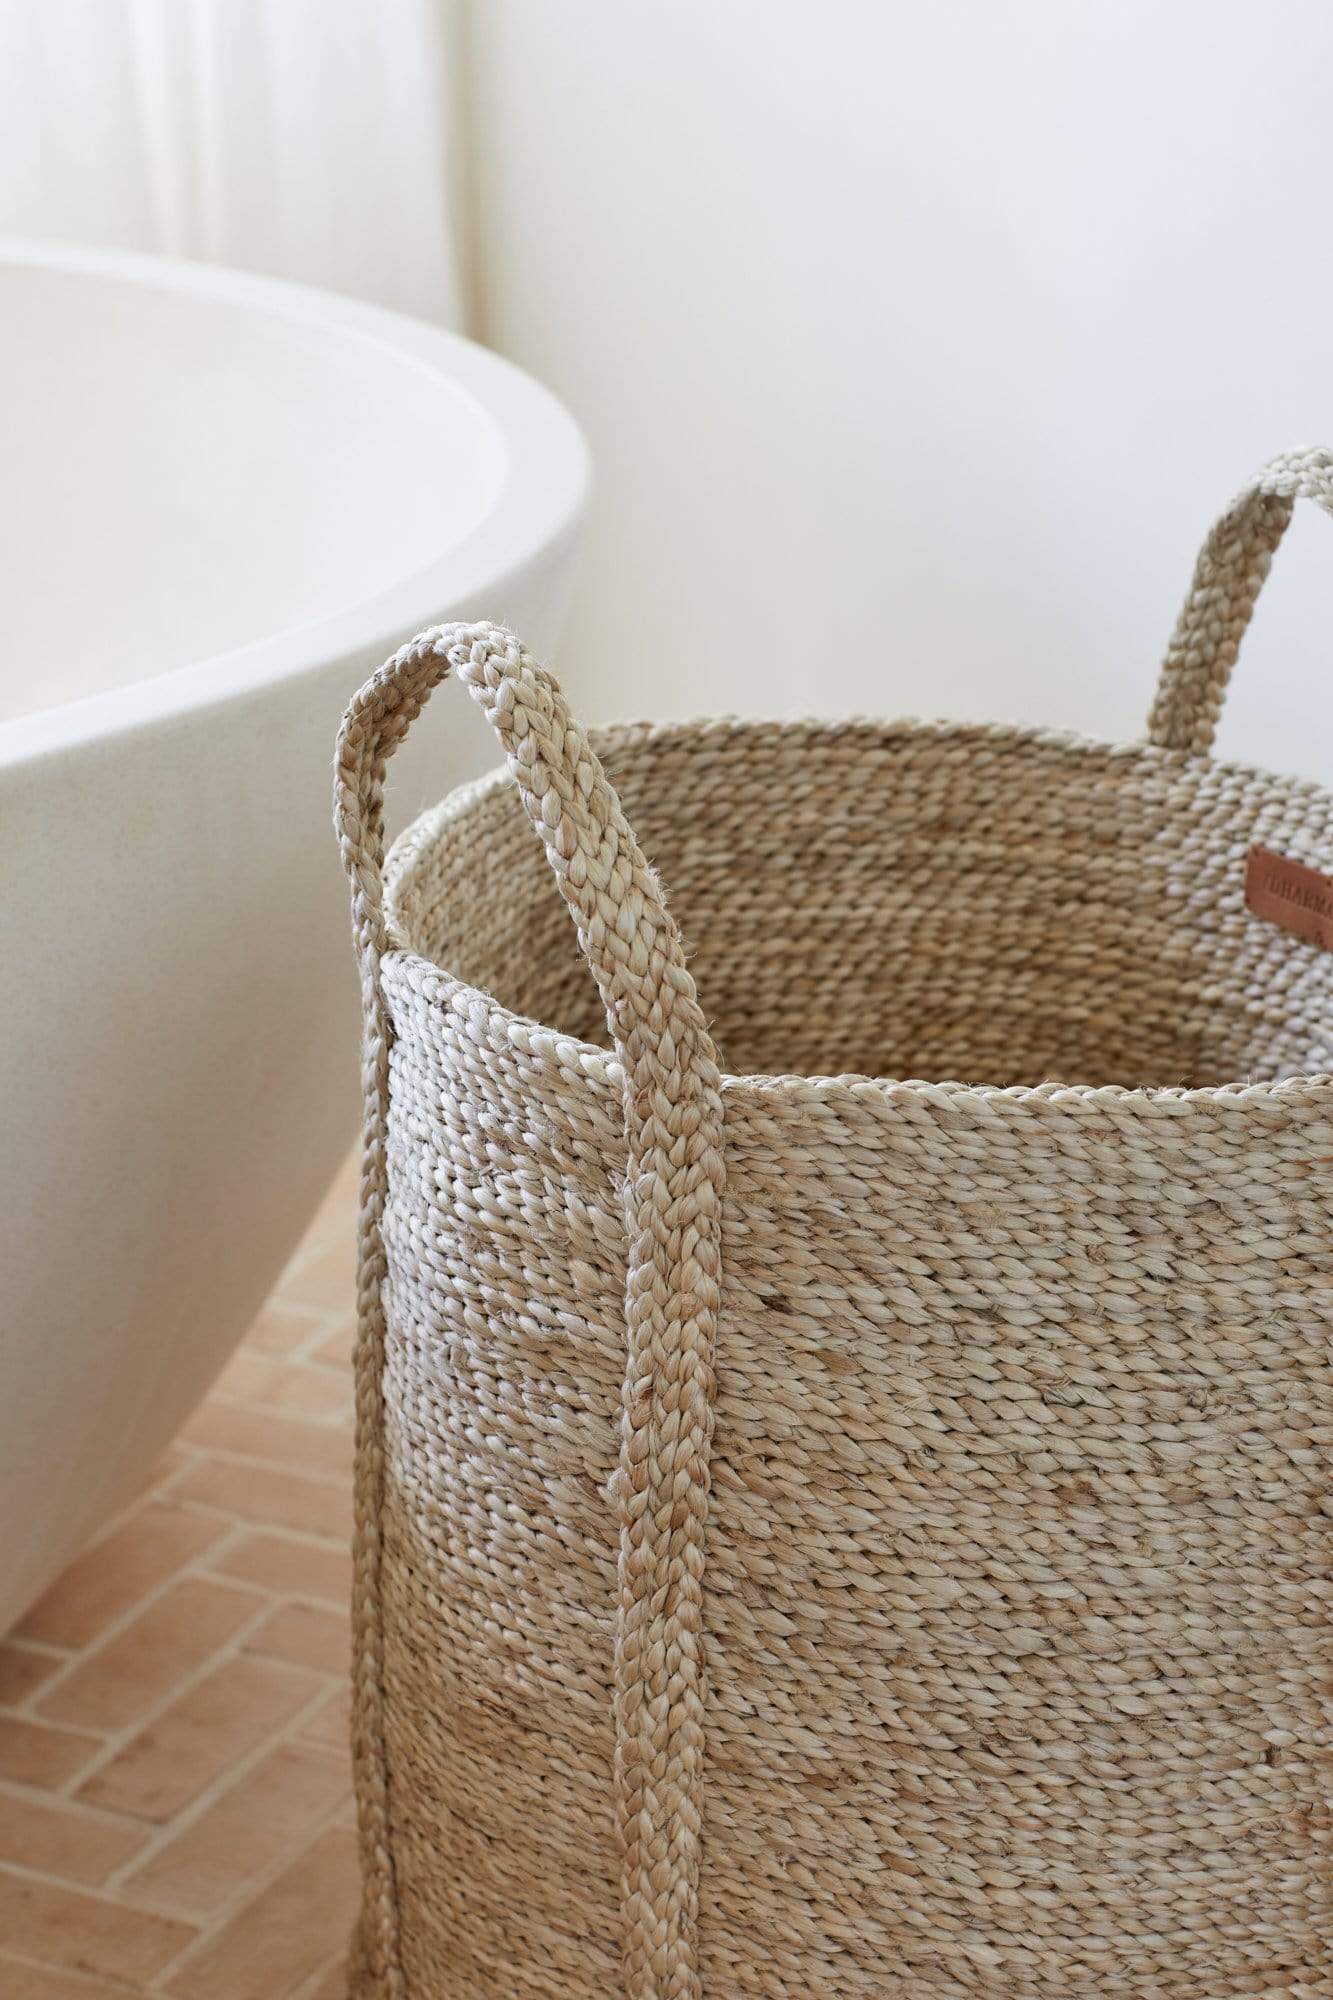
[[0, 1157, 361, 1998]]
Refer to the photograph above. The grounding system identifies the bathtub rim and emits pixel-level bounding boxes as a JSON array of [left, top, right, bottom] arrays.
[[0, 237, 590, 775]]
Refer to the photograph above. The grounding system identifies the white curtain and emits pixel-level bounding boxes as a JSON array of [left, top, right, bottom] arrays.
[[0, 0, 466, 325]]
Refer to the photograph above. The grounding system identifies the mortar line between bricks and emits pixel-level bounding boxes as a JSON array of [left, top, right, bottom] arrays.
[[202, 1519, 351, 1548], [270, 1210, 353, 1287], [192, 1569, 350, 1614], [0, 1163, 360, 1995], [103, 1664, 341, 1911], [25, 1519, 259, 1754], [135, 1447, 207, 1511], [132, 1679, 351, 1993], [255, 1296, 331, 1333], [16, 1446, 208, 1597], [172, 1431, 353, 1486], [290, 1943, 352, 2000], [0, 1945, 143, 1994], [0, 1644, 77, 1720], [205, 1389, 354, 1432], [169, 1482, 352, 1536], [42, 1583, 301, 1805], [0, 1845, 207, 1911], [253, 1299, 352, 1369], [94, 1440, 208, 1540], [0, 1772, 157, 1832], [2, 1634, 69, 1661], [192, 1532, 355, 1591]]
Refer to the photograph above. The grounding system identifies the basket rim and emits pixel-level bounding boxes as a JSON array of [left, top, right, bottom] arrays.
[[383, 710, 1333, 1113]]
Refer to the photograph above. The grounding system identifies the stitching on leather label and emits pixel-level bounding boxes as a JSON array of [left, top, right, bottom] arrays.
[[1245, 845, 1333, 950]]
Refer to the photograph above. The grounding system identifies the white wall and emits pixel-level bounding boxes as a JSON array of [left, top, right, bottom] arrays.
[[0, 0, 467, 324], [468, 1, 1333, 783]]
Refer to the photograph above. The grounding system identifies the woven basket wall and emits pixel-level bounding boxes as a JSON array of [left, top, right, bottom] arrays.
[[334, 450, 1333, 2000]]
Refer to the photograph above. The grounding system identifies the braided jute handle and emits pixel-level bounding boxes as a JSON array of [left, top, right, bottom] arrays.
[[335, 622, 725, 2000], [1147, 444, 1333, 755]]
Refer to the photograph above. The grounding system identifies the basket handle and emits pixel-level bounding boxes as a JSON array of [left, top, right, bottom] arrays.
[[1147, 445, 1333, 755], [334, 621, 724, 2000]]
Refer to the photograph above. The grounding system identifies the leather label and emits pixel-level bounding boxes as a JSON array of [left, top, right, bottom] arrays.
[[1245, 845, 1333, 950]]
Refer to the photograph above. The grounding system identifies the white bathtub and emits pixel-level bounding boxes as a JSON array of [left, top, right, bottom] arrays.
[[0, 242, 588, 1632]]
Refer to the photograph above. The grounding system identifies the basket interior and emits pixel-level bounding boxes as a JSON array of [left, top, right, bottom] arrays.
[[385, 720, 1333, 1090]]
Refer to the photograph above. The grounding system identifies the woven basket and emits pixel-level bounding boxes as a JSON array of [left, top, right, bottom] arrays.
[[334, 449, 1333, 2000]]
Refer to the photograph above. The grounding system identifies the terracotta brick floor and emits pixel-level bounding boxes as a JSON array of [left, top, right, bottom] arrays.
[[0, 1155, 362, 1998]]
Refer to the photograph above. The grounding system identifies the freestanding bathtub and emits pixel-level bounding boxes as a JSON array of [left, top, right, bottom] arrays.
[[0, 242, 588, 1632]]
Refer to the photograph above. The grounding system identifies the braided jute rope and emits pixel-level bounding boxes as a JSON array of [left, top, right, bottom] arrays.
[[336, 624, 725, 1999], [336, 455, 1333, 1997], [1149, 444, 1333, 754]]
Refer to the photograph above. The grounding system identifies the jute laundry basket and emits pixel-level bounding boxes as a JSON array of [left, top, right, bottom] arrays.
[[334, 449, 1333, 2000]]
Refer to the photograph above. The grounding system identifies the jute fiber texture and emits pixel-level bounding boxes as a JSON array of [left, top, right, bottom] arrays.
[[334, 449, 1333, 2000]]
